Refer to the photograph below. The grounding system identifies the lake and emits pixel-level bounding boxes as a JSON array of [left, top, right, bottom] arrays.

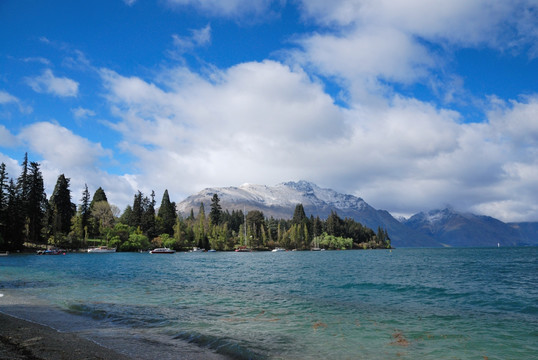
[[1, 247, 537, 359]]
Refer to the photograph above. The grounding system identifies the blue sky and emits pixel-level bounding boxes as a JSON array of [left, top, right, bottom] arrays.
[[1, 0, 538, 222]]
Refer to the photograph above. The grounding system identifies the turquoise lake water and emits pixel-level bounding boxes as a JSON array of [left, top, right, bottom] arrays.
[[1, 248, 537, 359]]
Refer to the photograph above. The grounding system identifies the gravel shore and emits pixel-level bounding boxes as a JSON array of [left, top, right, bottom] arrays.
[[0, 312, 132, 360]]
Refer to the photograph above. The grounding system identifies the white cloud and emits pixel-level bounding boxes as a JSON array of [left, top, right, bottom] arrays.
[[294, 0, 538, 104], [12, 122, 134, 209], [0, 125, 19, 148], [0, 90, 20, 105], [166, 0, 277, 17], [487, 95, 538, 147], [98, 56, 538, 221], [26, 69, 79, 97], [0, 90, 32, 114], [299, 0, 530, 48], [72, 107, 96, 119], [18, 122, 109, 169], [171, 24, 212, 55]]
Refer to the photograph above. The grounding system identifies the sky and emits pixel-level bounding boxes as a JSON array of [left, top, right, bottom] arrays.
[[1, 0, 538, 222]]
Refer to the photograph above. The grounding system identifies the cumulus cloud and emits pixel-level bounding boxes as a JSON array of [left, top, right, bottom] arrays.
[[0, 125, 19, 148], [97, 53, 538, 221], [12, 122, 133, 209], [100, 60, 348, 195], [26, 69, 79, 97], [294, 0, 538, 104], [172, 24, 211, 54], [18, 122, 109, 169]]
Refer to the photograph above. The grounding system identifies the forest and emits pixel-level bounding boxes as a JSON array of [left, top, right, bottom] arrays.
[[0, 155, 391, 252]]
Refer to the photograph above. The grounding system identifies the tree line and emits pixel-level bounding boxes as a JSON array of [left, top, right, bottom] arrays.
[[0, 155, 390, 252]]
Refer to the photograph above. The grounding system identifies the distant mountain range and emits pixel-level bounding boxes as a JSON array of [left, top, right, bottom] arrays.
[[177, 181, 537, 248]]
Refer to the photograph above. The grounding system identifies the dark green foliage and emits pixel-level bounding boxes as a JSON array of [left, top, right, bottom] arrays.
[[141, 191, 157, 240], [80, 184, 91, 231], [0, 163, 9, 248], [49, 174, 75, 236], [209, 194, 222, 225], [0, 155, 385, 252], [157, 189, 176, 235], [90, 187, 108, 207], [292, 203, 306, 225], [27, 162, 47, 244]]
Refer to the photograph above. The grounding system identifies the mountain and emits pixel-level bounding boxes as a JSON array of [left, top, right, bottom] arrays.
[[177, 180, 440, 248], [177, 181, 538, 247], [403, 208, 524, 247], [508, 222, 538, 246]]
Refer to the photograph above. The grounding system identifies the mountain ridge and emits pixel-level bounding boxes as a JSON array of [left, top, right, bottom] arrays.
[[176, 181, 537, 247]]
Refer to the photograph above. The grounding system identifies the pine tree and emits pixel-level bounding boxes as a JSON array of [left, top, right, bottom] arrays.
[[49, 174, 75, 236], [5, 179, 23, 250], [292, 203, 306, 225], [80, 184, 91, 233], [129, 191, 143, 228], [209, 194, 222, 225], [0, 163, 8, 246], [27, 162, 47, 244], [141, 191, 157, 239], [157, 189, 176, 235]]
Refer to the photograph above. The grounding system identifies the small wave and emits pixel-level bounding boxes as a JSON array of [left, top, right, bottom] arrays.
[[174, 330, 265, 360]]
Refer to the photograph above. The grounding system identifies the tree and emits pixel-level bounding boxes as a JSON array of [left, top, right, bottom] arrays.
[[141, 191, 157, 240], [80, 184, 91, 234], [49, 174, 75, 236], [157, 189, 176, 235], [292, 203, 306, 225], [129, 191, 143, 228], [0, 163, 9, 247], [27, 162, 47, 244], [246, 210, 265, 248], [89, 187, 110, 237], [90, 187, 108, 207], [92, 201, 115, 232], [209, 194, 222, 225]]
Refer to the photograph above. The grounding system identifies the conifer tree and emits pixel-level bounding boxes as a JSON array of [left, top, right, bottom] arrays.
[[209, 194, 222, 225], [80, 184, 91, 232], [129, 191, 143, 228], [5, 179, 23, 250], [27, 162, 47, 244], [157, 189, 176, 235], [141, 191, 157, 239], [0, 163, 8, 246], [49, 174, 75, 236], [292, 203, 306, 225]]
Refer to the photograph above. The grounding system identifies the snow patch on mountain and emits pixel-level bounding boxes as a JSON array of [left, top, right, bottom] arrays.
[[179, 180, 368, 213]]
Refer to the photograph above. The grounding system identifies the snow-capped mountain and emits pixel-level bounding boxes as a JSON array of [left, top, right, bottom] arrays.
[[404, 208, 524, 247], [177, 181, 537, 247], [177, 180, 438, 247]]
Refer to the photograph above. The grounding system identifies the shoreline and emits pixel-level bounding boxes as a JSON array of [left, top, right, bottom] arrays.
[[0, 311, 131, 360]]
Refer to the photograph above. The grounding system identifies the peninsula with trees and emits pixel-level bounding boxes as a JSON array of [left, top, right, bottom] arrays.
[[0, 155, 390, 252]]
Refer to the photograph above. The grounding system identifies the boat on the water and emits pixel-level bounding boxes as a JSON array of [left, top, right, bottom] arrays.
[[271, 247, 286, 252], [87, 246, 116, 253], [191, 247, 205, 252], [37, 249, 65, 255], [235, 246, 252, 252], [149, 247, 176, 254], [0, 251, 9, 256]]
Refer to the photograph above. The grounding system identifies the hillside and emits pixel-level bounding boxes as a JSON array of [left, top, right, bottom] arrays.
[[404, 208, 523, 247], [177, 181, 439, 247]]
